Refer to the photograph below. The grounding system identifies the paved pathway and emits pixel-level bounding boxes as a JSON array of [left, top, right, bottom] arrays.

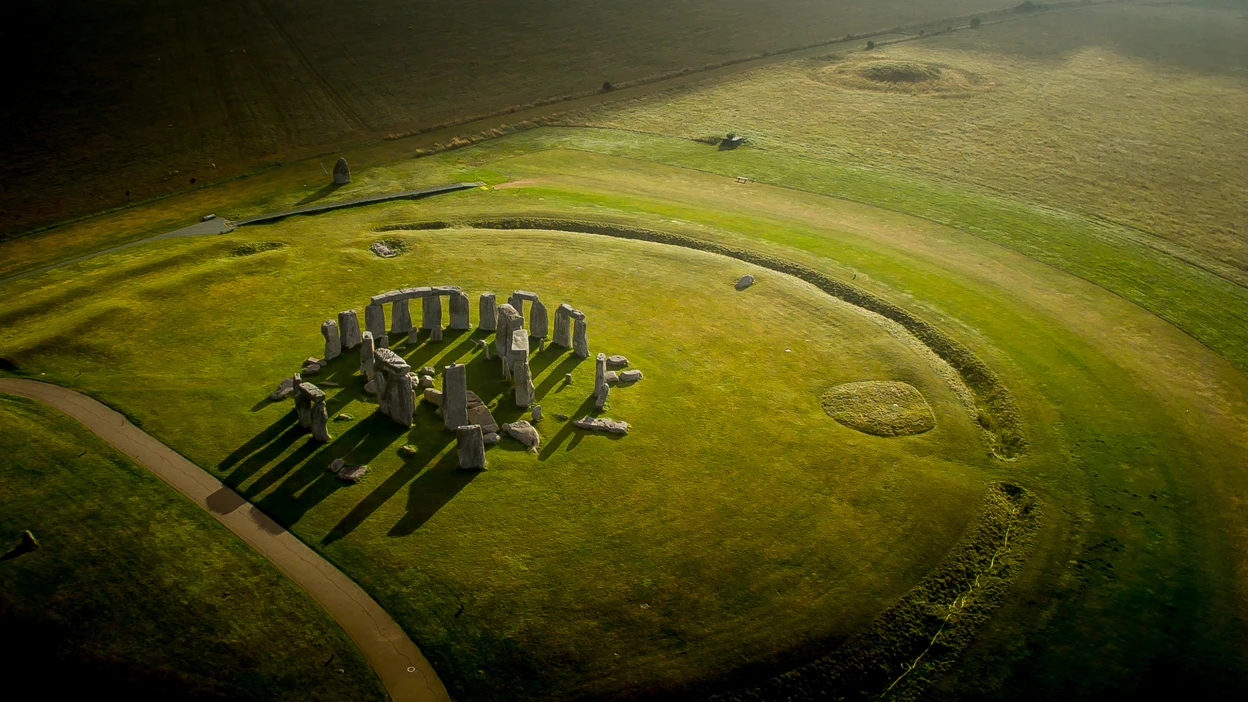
[[0, 378, 450, 702]]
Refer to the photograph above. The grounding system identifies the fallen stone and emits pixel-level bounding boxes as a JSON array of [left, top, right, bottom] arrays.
[[398, 444, 418, 458], [502, 421, 541, 453], [418, 374, 435, 389], [423, 388, 443, 407], [321, 381, 340, 387], [364, 378, 378, 394], [554, 413, 569, 421], [574, 416, 631, 434], [620, 369, 643, 383], [605, 371, 619, 384], [334, 413, 354, 421], [370, 241, 397, 258], [302, 363, 322, 376], [338, 465, 368, 483], [305, 357, 321, 366], [269, 376, 296, 401], [735, 274, 755, 290], [421, 366, 436, 377], [466, 404, 499, 434], [483, 432, 501, 446], [606, 355, 629, 369]]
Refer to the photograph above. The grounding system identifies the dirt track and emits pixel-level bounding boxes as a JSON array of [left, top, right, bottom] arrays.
[[0, 378, 449, 702]]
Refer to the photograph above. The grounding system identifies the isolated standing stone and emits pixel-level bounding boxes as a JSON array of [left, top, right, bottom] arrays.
[[338, 310, 362, 349], [443, 363, 468, 431], [322, 320, 341, 361], [365, 303, 388, 348], [449, 291, 471, 330], [574, 318, 589, 359], [531, 405, 543, 422], [333, 157, 350, 185], [479, 292, 497, 331], [391, 299, 413, 335], [360, 331, 376, 380], [457, 424, 487, 470], [530, 299, 549, 340], [735, 274, 755, 291]]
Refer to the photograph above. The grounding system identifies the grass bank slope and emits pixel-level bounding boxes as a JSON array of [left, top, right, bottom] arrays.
[[0, 394, 385, 701]]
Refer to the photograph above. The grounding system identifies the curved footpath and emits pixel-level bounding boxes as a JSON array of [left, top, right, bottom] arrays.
[[0, 378, 449, 702]]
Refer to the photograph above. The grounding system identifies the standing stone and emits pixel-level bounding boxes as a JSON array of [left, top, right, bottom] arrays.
[[374, 348, 414, 427], [360, 331, 376, 380], [531, 405, 543, 422], [294, 382, 314, 428], [443, 363, 468, 431], [449, 291, 471, 330], [511, 329, 534, 407], [321, 320, 341, 361], [333, 157, 350, 184], [530, 299, 549, 340], [494, 304, 524, 375], [456, 424, 487, 470], [573, 318, 589, 359], [422, 295, 443, 341], [594, 353, 609, 409], [365, 303, 388, 348], [391, 299, 413, 335], [479, 293, 497, 331], [338, 310, 363, 349], [553, 304, 574, 348], [309, 389, 331, 442]]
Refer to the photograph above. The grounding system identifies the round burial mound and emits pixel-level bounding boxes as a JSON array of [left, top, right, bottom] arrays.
[[814, 57, 992, 96], [821, 380, 936, 436]]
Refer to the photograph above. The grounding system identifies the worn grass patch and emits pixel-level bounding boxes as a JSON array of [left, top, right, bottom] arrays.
[[230, 241, 286, 257], [815, 57, 992, 96], [821, 380, 936, 437]]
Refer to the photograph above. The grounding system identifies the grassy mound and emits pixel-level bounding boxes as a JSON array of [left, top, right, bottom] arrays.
[[816, 57, 991, 96], [0, 394, 383, 701], [230, 241, 285, 257], [821, 380, 936, 436], [859, 60, 943, 84]]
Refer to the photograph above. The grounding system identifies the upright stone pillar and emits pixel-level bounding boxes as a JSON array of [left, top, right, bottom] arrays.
[[573, 318, 589, 359], [374, 348, 414, 427], [308, 387, 330, 442], [360, 331, 376, 380], [510, 329, 534, 407], [338, 310, 363, 349], [494, 304, 524, 376], [333, 157, 351, 184], [553, 304, 573, 348], [294, 382, 314, 428], [594, 353, 609, 409], [391, 299, 413, 336], [530, 299, 549, 341], [364, 303, 388, 348], [443, 363, 468, 431], [449, 291, 471, 330], [422, 296, 443, 341], [457, 424, 487, 470], [479, 293, 497, 331], [321, 320, 341, 360]]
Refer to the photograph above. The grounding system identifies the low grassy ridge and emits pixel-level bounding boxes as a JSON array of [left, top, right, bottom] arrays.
[[0, 394, 384, 701], [3, 132, 1248, 697], [821, 381, 936, 437]]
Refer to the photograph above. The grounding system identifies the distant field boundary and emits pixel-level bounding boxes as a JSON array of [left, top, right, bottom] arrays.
[[379, 217, 1029, 460]]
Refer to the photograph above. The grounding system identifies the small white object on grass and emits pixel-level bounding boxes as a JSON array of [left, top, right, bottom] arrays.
[[785, 348, 791, 353]]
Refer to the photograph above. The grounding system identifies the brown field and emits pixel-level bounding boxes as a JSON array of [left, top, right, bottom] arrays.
[[2, 0, 1015, 237], [568, 2, 1248, 279]]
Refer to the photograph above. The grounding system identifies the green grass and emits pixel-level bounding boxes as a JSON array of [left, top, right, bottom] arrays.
[[0, 394, 385, 701], [4, 109, 1248, 698], [821, 381, 936, 437]]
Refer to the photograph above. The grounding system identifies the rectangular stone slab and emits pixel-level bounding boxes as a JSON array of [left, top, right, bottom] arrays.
[[371, 290, 406, 305]]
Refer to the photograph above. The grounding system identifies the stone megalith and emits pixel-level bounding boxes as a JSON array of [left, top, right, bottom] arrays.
[[553, 304, 574, 348], [449, 291, 471, 330], [374, 348, 414, 427], [479, 293, 497, 331], [502, 420, 541, 453], [494, 304, 524, 374], [360, 331, 376, 380], [294, 381, 314, 428], [321, 320, 341, 361], [338, 310, 363, 349], [574, 318, 589, 359], [735, 274, 755, 290], [511, 329, 534, 407], [530, 299, 550, 340], [364, 303, 388, 349], [333, 157, 350, 185], [456, 424, 487, 470], [391, 299, 413, 335], [307, 385, 331, 442], [594, 353, 609, 409], [422, 295, 443, 341], [443, 363, 468, 430]]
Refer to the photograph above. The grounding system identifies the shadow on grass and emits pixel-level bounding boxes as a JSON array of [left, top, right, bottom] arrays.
[[296, 182, 343, 206], [388, 450, 480, 537]]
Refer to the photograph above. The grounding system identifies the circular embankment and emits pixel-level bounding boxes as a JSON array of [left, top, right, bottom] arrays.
[[811, 56, 994, 96]]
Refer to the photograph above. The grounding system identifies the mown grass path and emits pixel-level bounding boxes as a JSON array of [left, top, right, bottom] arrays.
[[0, 378, 450, 702]]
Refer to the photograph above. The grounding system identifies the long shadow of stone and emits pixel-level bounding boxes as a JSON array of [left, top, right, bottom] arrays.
[[539, 394, 599, 461], [296, 181, 343, 206], [388, 450, 480, 537], [218, 410, 299, 471], [256, 413, 405, 526], [534, 354, 584, 401], [222, 424, 306, 489], [402, 328, 474, 371]]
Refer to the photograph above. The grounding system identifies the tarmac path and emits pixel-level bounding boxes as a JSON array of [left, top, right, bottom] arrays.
[[0, 378, 450, 702]]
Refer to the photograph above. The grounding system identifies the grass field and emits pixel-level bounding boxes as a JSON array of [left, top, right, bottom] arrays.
[[3, 136, 1248, 697], [1, 0, 1013, 237], [0, 394, 385, 701]]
